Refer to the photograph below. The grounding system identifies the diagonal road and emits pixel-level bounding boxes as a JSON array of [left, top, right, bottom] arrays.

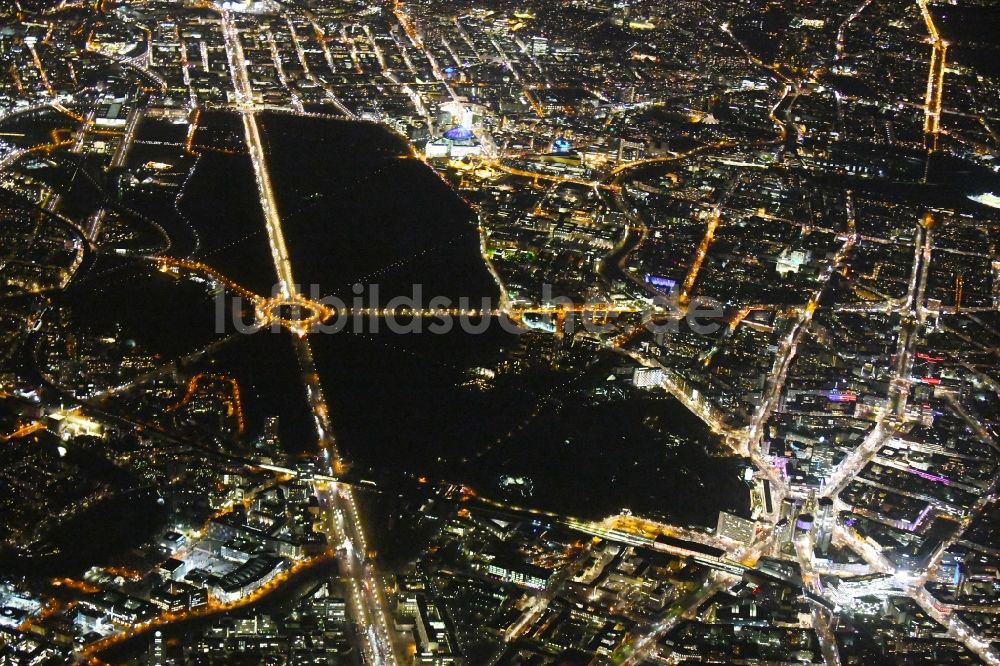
[[221, 10, 398, 664]]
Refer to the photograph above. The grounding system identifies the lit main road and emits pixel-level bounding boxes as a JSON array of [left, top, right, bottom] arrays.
[[795, 534, 841, 666], [917, 0, 947, 151], [745, 200, 857, 463], [836, 0, 874, 60], [314, 478, 398, 666], [221, 11, 295, 295], [616, 571, 735, 666], [221, 10, 397, 665], [824, 211, 932, 493], [241, 111, 296, 296]]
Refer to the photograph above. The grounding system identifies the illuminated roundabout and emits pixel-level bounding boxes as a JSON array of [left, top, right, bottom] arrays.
[[254, 293, 334, 336], [153, 256, 334, 336]]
